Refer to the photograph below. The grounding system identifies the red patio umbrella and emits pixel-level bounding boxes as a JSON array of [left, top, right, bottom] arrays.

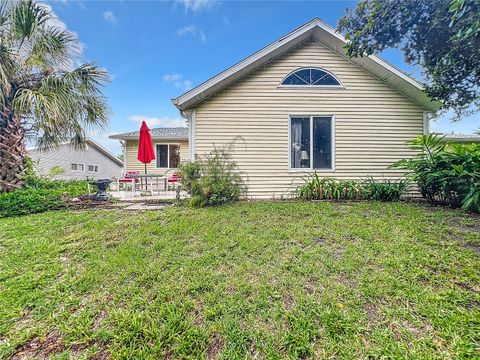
[[137, 121, 155, 175]]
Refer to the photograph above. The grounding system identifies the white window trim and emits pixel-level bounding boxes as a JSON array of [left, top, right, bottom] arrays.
[[155, 143, 181, 169], [71, 162, 86, 172], [278, 67, 345, 89], [288, 114, 336, 173], [88, 164, 100, 173]]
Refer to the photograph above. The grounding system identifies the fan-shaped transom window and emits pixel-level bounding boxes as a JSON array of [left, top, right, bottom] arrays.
[[281, 68, 341, 87]]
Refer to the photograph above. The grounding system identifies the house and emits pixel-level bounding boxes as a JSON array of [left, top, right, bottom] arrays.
[[109, 127, 189, 175], [439, 133, 480, 144], [28, 139, 123, 180], [171, 18, 441, 198], [114, 18, 441, 198]]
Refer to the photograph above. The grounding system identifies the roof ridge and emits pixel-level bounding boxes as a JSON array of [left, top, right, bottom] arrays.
[[109, 127, 188, 140]]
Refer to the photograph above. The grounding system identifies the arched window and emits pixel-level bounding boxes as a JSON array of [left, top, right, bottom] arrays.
[[280, 68, 342, 87]]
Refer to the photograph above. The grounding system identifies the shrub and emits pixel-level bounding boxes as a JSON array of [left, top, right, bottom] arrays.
[[24, 176, 89, 196], [0, 173, 90, 217], [363, 178, 407, 202], [296, 174, 406, 202], [179, 142, 246, 207], [0, 188, 65, 217], [392, 134, 480, 212], [296, 175, 364, 200]]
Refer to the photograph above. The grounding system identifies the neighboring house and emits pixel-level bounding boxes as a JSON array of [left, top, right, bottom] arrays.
[[439, 133, 480, 144], [28, 139, 123, 180], [169, 18, 441, 198], [109, 127, 188, 174]]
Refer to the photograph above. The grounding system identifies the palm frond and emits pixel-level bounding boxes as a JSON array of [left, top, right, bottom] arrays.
[[11, 0, 51, 42], [28, 27, 78, 70]]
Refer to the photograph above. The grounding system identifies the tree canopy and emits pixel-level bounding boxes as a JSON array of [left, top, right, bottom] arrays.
[[338, 0, 480, 117]]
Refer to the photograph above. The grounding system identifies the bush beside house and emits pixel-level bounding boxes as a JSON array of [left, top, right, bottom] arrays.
[[179, 143, 246, 207], [296, 175, 407, 202], [392, 134, 480, 213]]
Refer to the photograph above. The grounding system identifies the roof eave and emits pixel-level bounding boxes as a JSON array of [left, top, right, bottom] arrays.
[[86, 139, 124, 166]]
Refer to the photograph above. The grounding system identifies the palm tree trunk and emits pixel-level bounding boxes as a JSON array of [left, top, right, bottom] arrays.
[[0, 114, 26, 192]]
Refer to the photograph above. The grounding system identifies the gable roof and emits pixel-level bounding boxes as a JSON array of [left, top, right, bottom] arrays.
[[172, 18, 441, 112], [28, 138, 124, 167], [87, 139, 124, 166], [109, 127, 188, 140]]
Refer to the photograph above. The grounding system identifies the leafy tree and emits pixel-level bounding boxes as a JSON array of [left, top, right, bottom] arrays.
[[338, 0, 480, 116], [0, 0, 109, 192]]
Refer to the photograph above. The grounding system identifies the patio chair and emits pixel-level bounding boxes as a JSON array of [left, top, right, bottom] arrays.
[[167, 171, 182, 191], [117, 171, 140, 192]]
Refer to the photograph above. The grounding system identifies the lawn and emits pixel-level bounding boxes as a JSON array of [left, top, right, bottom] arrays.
[[0, 201, 479, 359]]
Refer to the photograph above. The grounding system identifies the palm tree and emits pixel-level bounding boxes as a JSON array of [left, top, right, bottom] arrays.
[[0, 0, 109, 192]]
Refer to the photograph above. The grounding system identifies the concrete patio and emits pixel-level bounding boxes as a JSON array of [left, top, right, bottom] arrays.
[[108, 190, 189, 201]]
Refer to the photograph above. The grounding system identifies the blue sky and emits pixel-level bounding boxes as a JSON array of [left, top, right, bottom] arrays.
[[48, 0, 479, 155]]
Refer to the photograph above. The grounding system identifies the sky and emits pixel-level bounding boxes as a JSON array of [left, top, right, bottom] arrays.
[[47, 0, 479, 155]]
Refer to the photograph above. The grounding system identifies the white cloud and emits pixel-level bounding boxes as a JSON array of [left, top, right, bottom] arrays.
[[163, 73, 183, 82], [103, 10, 118, 25], [163, 73, 193, 91], [177, 25, 207, 42], [177, 25, 196, 36], [128, 115, 186, 128], [175, 0, 217, 14], [181, 80, 193, 90]]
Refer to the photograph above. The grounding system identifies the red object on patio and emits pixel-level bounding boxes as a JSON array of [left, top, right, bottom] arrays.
[[137, 121, 155, 174], [167, 172, 182, 183], [118, 171, 140, 184]]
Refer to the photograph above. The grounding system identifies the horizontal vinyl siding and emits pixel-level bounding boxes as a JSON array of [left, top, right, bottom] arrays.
[[194, 39, 425, 198], [125, 139, 189, 174], [28, 144, 123, 180]]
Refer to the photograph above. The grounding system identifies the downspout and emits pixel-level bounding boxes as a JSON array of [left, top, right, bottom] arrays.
[[180, 109, 195, 161], [423, 111, 432, 135], [120, 139, 127, 172]]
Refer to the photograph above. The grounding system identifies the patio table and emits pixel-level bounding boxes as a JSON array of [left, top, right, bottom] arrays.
[[130, 174, 167, 195]]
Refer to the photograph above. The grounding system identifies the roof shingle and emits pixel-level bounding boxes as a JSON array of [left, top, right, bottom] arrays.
[[110, 127, 188, 140]]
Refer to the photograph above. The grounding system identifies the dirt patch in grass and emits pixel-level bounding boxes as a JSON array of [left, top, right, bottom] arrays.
[[336, 273, 357, 289], [282, 291, 295, 310], [331, 244, 345, 259], [464, 244, 480, 256], [12, 331, 65, 360], [313, 237, 326, 244], [206, 334, 224, 359], [364, 303, 382, 325], [93, 310, 108, 330], [441, 213, 480, 232], [91, 350, 110, 360], [304, 277, 322, 295], [15, 307, 34, 331]]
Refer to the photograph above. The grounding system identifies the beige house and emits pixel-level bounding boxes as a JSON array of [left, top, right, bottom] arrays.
[[115, 18, 441, 198], [110, 127, 188, 175]]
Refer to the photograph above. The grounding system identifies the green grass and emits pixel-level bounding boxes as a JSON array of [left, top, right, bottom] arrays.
[[0, 201, 479, 359]]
